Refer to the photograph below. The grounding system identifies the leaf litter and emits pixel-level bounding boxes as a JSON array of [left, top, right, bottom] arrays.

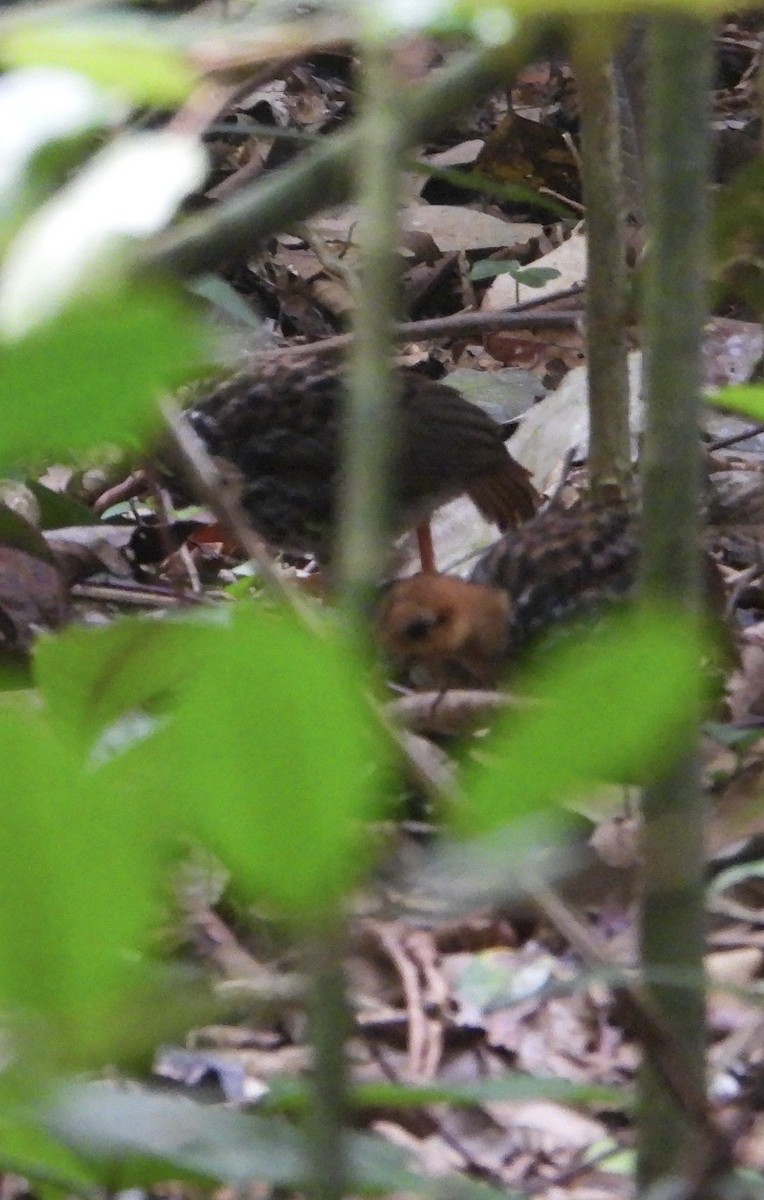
[[7, 13, 764, 1198]]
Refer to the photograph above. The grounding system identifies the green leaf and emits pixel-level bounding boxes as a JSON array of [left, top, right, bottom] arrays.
[[124, 603, 386, 916], [39, 601, 383, 915], [456, 606, 701, 836], [42, 1082, 525, 1199], [469, 258, 521, 282], [0, 282, 205, 469], [0, 709, 158, 1066], [34, 611, 224, 756], [0, 502, 58, 563], [26, 481, 99, 530], [352, 1075, 624, 1110], [0, 1101, 99, 1199], [582, 1139, 633, 1173], [1, 26, 197, 106], [44, 1082, 305, 1189], [511, 266, 561, 287], [469, 261, 561, 286], [710, 383, 764, 422], [189, 275, 264, 329], [456, 0, 727, 18], [264, 1072, 624, 1113]]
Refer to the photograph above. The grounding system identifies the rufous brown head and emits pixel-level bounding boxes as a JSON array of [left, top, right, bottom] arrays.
[[377, 571, 511, 683]]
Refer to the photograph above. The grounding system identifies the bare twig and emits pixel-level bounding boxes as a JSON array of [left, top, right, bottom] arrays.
[[251, 302, 584, 364], [396, 728, 457, 798], [707, 421, 764, 452], [386, 689, 529, 737], [160, 402, 322, 631], [71, 582, 209, 608], [372, 922, 431, 1077]]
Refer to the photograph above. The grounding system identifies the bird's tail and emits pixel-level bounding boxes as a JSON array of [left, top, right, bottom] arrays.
[[468, 458, 538, 529]]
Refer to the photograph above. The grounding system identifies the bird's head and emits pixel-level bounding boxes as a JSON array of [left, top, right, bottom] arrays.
[[377, 572, 511, 684]]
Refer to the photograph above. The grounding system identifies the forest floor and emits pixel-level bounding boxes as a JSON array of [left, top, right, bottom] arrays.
[[10, 10, 764, 1196]]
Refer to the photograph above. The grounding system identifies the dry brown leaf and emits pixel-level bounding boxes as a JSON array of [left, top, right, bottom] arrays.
[[590, 817, 641, 870], [739, 1112, 764, 1170], [725, 628, 764, 721], [507, 353, 643, 489], [44, 524, 136, 581], [706, 947, 764, 988], [308, 205, 542, 254], [482, 1099, 606, 1154], [401, 206, 543, 254], [372, 1119, 467, 1176]]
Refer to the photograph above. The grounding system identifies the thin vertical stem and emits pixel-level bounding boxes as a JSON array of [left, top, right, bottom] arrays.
[[336, 32, 404, 622], [613, 20, 648, 226], [637, 14, 713, 1192], [575, 30, 631, 496], [307, 26, 405, 1200], [306, 917, 351, 1200]]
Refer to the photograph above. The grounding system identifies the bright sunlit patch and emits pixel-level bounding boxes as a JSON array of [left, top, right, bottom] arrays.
[[2, 24, 197, 107], [0, 67, 119, 215], [375, 0, 455, 31], [470, 5, 516, 44], [0, 131, 207, 338]]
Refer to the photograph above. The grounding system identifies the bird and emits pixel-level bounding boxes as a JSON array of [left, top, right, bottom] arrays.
[[376, 499, 643, 685], [173, 355, 538, 565]]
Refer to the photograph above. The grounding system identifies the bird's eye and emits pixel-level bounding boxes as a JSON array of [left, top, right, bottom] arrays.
[[404, 613, 446, 641]]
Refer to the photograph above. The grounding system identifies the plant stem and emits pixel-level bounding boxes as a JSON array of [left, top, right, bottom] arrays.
[[613, 20, 648, 225], [637, 14, 713, 1191], [308, 26, 407, 1200], [574, 29, 631, 496], [337, 32, 404, 618], [306, 917, 350, 1200]]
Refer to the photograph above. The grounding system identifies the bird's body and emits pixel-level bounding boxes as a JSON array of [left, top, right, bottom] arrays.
[[470, 499, 637, 658], [183, 357, 537, 561], [377, 499, 642, 683]]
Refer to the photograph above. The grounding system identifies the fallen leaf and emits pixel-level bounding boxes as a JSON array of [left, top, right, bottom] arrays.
[[706, 947, 763, 988]]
